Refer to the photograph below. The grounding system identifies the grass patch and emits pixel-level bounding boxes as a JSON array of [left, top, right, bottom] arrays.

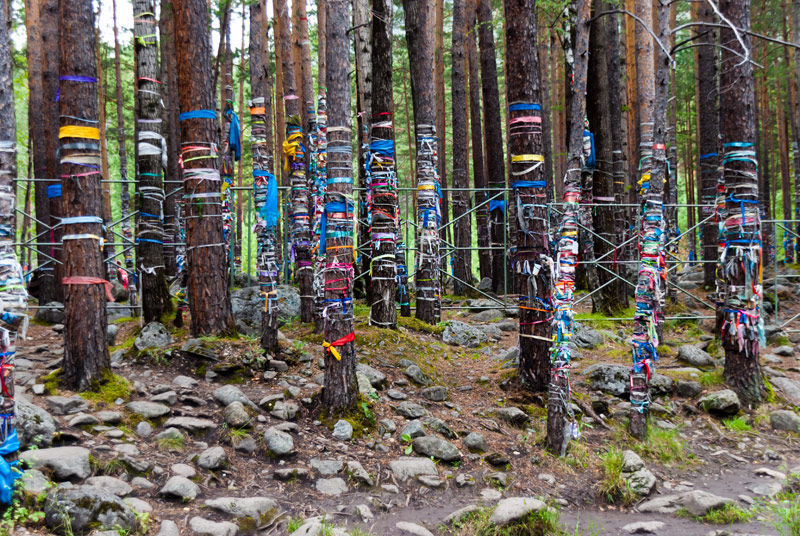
[[441, 504, 563, 536], [40, 369, 62, 395], [676, 503, 754, 524], [320, 395, 376, 439], [80, 372, 132, 405], [156, 436, 186, 452], [722, 416, 752, 433], [597, 447, 637, 505], [699, 368, 724, 387], [631, 426, 687, 465], [397, 315, 446, 335]]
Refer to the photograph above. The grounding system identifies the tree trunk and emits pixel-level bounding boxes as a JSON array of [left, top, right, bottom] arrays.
[[134, 0, 172, 322], [313, 2, 328, 332], [719, 0, 762, 408], [25, 0, 58, 303], [628, 0, 665, 440], [236, 4, 245, 275], [538, 14, 554, 205], [112, 0, 137, 311], [694, 0, 720, 289], [59, 0, 111, 391], [503, 0, 550, 394], [317, 0, 326, 91], [665, 0, 678, 304], [160, 0, 180, 278], [404, 0, 441, 324], [220, 8, 235, 281], [369, 0, 398, 327], [793, 0, 800, 262], [323, 0, 357, 411], [174, 0, 235, 336], [353, 0, 372, 299], [44, 0, 63, 305], [250, 0, 279, 355], [435, 0, 449, 257], [467, 0, 490, 283], [451, 0, 472, 297], [276, 0, 313, 323], [477, 0, 506, 294], [0, 0, 27, 472], [95, 26, 115, 281]]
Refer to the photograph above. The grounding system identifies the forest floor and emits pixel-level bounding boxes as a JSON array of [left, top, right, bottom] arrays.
[[8, 263, 800, 536]]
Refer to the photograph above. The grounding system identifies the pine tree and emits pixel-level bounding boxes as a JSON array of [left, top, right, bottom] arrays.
[[174, 0, 235, 336], [159, 0, 180, 278]]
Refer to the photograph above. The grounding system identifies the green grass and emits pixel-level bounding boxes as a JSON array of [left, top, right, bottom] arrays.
[[597, 447, 637, 505], [676, 503, 754, 524], [287, 518, 303, 533], [440, 504, 564, 536], [397, 315, 447, 335], [699, 368, 724, 387], [575, 307, 634, 330], [722, 416, 752, 432], [80, 372, 132, 405], [155, 436, 186, 452], [631, 426, 687, 465]]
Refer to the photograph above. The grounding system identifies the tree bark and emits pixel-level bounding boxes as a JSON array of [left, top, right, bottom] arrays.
[[59, 0, 111, 391], [313, 3, 328, 332], [353, 0, 372, 299], [95, 25, 115, 281], [220, 7, 234, 280], [467, 0, 490, 283], [250, 0, 279, 355], [112, 0, 137, 311], [477, 0, 506, 294], [793, 0, 800, 262], [0, 0, 28, 469], [719, 0, 762, 408], [323, 0, 357, 412], [160, 0, 180, 278], [547, 0, 589, 455], [134, 0, 172, 322], [435, 0, 449, 255], [451, 0, 472, 297], [404, 0, 441, 324], [369, 0, 398, 328], [174, 0, 235, 336], [504, 0, 550, 394], [629, 0, 666, 440], [25, 0, 58, 303], [276, 0, 313, 323]]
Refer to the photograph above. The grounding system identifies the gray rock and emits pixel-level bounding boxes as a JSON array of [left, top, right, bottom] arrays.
[[20, 446, 90, 481], [173, 375, 199, 389], [464, 432, 488, 452], [387, 389, 407, 400], [397, 401, 427, 419], [197, 446, 227, 470], [679, 490, 734, 516], [124, 497, 153, 514], [404, 364, 432, 386], [189, 516, 238, 536], [626, 468, 657, 496], [412, 436, 461, 462], [172, 463, 196, 478], [151, 390, 178, 405], [16, 397, 56, 447], [204, 496, 278, 524], [573, 325, 604, 349], [134, 322, 173, 351], [442, 321, 488, 348], [421, 385, 447, 402], [159, 476, 200, 501], [35, 302, 64, 324], [747, 481, 783, 497], [270, 400, 299, 421], [401, 419, 426, 439], [213, 385, 256, 409], [488, 497, 546, 525], [677, 345, 715, 368], [771, 377, 800, 405], [389, 457, 438, 481], [264, 427, 295, 457], [157, 520, 180, 536], [472, 309, 503, 322], [106, 324, 119, 346], [273, 467, 309, 481], [85, 476, 132, 497], [356, 363, 387, 388], [356, 504, 374, 522], [45, 395, 88, 415], [496, 406, 529, 427], [698, 389, 741, 416], [163, 416, 216, 432], [622, 521, 665, 534], [310, 458, 343, 475], [346, 460, 374, 486], [332, 419, 353, 441], [378, 418, 397, 434], [424, 416, 456, 439], [154, 427, 185, 441], [773, 345, 795, 356], [676, 380, 702, 398], [44, 486, 138, 535], [315, 477, 348, 496], [456, 473, 475, 487], [583, 364, 629, 396], [130, 477, 155, 490], [96, 411, 122, 424], [19, 469, 51, 500], [223, 401, 251, 428], [477, 278, 493, 292], [770, 409, 800, 432], [395, 521, 434, 536], [126, 401, 170, 419]]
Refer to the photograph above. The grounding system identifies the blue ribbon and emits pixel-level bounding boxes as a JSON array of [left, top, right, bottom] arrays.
[[509, 103, 541, 111], [254, 170, 278, 227], [488, 199, 505, 214], [226, 109, 242, 161], [0, 429, 21, 504], [179, 109, 216, 121], [47, 184, 62, 198]]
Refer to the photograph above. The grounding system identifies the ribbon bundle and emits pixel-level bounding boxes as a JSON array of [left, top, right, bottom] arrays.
[[312, 93, 329, 323]]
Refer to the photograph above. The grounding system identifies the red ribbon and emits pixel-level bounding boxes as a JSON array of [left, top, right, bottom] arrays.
[[62, 276, 115, 302]]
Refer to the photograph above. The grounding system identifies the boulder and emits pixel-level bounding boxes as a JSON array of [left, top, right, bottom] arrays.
[[396, 401, 427, 419], [44, 486, 138, 535], [395, 522, 434, 536], [677, 345, 715, 368], [204, 496, 278, 525], [403, 364, 432, 386], [442, 321, 488, 348], [35, 302, 64, 324], [698, 389, 740, 416], [134, 322, 173, 351], [488, 497, 546, 525], [45, 395, 88, 415], [163, 416, 216, 433], [421, 386, 448, 402], [16, 397, 56, 447], [332, 420, 353, 441], [401, 419, 426, 439], [356, 363, 387, 388], [771, 377, 800, 405], [264, 427, 295, 457], [389, 457, 438, 481], [197, 446, 227, 470], [159, 476, 200, 501], [213, 385, 256, 409], [189, 517, 238, 536], [270, 400, 300, 421], [495, 407, 529, 427], [573, 325, 604, 349], [20, 446, 90, 481], [412, 436, 461, 462], [770, 409, 800, 432], [316, 477, 348, 497], [126, 401, 170, 419], [84, 476, 132, 497], [223, 401, 251, 428], [463, 432, 488, 452]]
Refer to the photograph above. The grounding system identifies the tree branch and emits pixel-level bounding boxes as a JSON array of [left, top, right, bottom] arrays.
[[589, 9, 674, 66]]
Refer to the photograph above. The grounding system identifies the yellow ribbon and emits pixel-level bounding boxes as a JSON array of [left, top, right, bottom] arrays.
[[59, 126, 100, 140], [322, 341, 342, 361], [512, 154, 545, 163], [282, 131, 303, 173]]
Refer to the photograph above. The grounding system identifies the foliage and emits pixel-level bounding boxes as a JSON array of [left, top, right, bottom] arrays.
[[0, 485, 46, 536], [631, 426, 687, 465], [699, 369, 724, 387], [441, 504, 564, 536], [81, 372, 132, 405], [597, 448, 637, 505], [676, 503, 754, 525], [722, 416, 752, 433], [397, 315, 447, 335]]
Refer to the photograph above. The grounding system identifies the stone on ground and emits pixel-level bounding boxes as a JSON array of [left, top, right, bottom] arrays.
[[412, 435, 461, 462], [395, 521, 435, 536], [677, 345, 715, 367], [315, 477, 348, 496], [488, 497, 546, 525], [264, 427, 295, 457], [770, 410, 800, 432], [204, 496, 278, 523], [20, 446, 90, 481], [44, 486, 138, 535], [390, 457, 438, 481], [622, 521, 665, 534], [189, 516, 238, 536], [698, 390, 740, 416], [84, 476, 132, 497], [159, 476, 200, 501], [134, 321, 173, 350]]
